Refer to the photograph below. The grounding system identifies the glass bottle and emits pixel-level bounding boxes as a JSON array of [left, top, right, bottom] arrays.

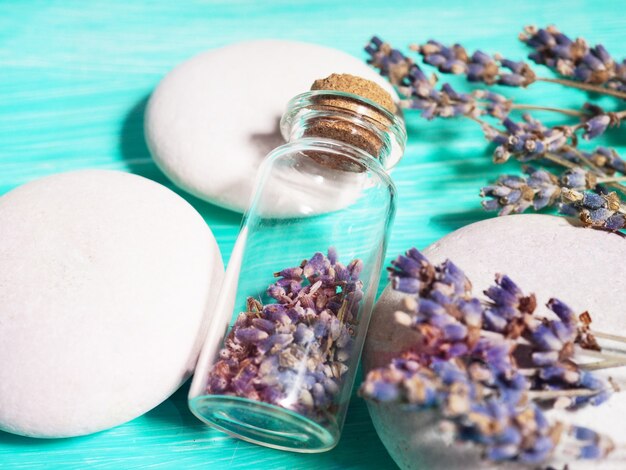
[[189, 76, 406, 453]]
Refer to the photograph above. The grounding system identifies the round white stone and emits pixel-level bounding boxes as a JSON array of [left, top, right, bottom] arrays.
[[0, 170, 224, 438], [364, 214, 626, 469], [145, 39, 399, 213]]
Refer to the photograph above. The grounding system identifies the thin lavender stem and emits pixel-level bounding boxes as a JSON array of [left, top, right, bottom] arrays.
[[538, 77, 626, 100], [544, 152, 579, 169], [580, 360, 626, 372], [528, 388, 609, 400], [592, 330, 626, 344], [510, 103, 585, 117]]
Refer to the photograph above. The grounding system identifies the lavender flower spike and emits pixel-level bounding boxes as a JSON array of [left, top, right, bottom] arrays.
[[480, 166, 561, 215], [361, 248, 619, 466]]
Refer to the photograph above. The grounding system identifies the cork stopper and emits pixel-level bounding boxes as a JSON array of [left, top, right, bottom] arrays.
[[310, 73, 396, 114], [304, 74, 396, 171]]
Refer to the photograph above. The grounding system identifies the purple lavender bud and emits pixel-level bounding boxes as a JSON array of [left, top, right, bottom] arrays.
[[470, 50, 491, 65], [391, 253, 423, 278], [503, 118, 521, 133], [313, 316, 330, 338], [580, 371, 605, 390], [334, 263, 349, 281], [442, 260, 470, 293], [574, 426, 599, 441], [323, 377, 340, 395], [547, 298, 576, 323], [392, 276, 421, 294], [498, 74, 526, 87], [582, 53, 605, 71], [482, 198, 501, 211], [551, 320, 576, 343], [558, 202, 580, 217], [268, 284, 286, 300], [251, 318, 276, 334], [443, 322, 468, 341], [605, 213, 626, 230], [583, 114, 611, 140], [448, 342, 469, 357], [235, 327, 269, 344], [311, 382, 328, 405], [531, 324, 563, 351], [483, 309, 509, 332], [484, 283, 517, 306], [370, 36, 383, 47], [574, 66, 593, 82], [592, 44, 612, 64], [553, 31, 573, 46], [418, 299, 447, 317], [277, 267, 303, 279], [460, 298, 483, 327], [579, 444, 602, 459], [348, 258, 364, 278], [536, 28, 555, 46], [208, 375, 229, 392], [561, 167, 587, 189], [294, 323, 315, 345], [265, 305, 290, 325], [531, 350, 559, 366], [302, 252, 326, 278], [589, 389, 612, 406], [589, 207, 612, 224], [500, 58, 526, 74], [520, 435, 553, 464], [424, 53, 447, 67], [582, 192, 605, 209], [327, 246, 338, 265]]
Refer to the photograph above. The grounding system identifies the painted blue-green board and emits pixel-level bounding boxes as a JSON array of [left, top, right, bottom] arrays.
[[1, 1, 624, 468]]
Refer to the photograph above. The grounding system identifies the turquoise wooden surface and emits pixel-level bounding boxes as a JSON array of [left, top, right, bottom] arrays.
[[1, 1, 625, 468]]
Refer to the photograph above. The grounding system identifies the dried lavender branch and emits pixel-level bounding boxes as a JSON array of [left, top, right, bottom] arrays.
[[360, 248, 619, 465], [520, 25, 626, 97], [365, 33, 626, 231]]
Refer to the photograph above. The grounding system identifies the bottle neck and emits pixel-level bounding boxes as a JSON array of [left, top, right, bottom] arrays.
[[279, 91, 407, 171]]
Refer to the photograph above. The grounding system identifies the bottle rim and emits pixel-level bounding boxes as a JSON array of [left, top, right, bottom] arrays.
[[280, 90, 407, 171]]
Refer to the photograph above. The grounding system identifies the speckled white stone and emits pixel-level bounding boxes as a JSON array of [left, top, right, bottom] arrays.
[[145, 39, 399, 213], [0, 170, 224, 438], [364, 214, 626, 470]]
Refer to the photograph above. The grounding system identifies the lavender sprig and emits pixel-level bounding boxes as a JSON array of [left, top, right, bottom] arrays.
[[480, 166, 561, 215], [387, 249, 614, 407], [415, 40, 537, 87], [520, 25, 626, 94], [207, 249, 363, 419], [365, 37, 506, 120], [366, 31, 626, 231], [560, 188, 626, 230], [361, 248, 623, 465], [361, 353, 613, 463]]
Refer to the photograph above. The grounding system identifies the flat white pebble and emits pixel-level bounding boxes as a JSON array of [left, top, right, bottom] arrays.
[[145, 39, 398, 213], [0, 170, 224, 438], [364, 214, 626, 469]]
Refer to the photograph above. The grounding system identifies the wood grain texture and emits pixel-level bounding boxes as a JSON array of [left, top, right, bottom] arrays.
[[1, 1, 624, 468]]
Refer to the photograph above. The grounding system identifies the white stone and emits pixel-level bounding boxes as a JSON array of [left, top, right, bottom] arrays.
[[0, 170, 224, 438], [364, 214, 626, 469], [145, 39, 399, 213]]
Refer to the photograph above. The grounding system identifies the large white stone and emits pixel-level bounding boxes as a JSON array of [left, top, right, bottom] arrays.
[[364, 214, 626, 469], [0, 170, 224, 438], [145, 39, 399, 213]]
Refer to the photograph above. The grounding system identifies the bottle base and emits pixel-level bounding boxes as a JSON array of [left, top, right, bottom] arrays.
[[188, 394, 339, 453]]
